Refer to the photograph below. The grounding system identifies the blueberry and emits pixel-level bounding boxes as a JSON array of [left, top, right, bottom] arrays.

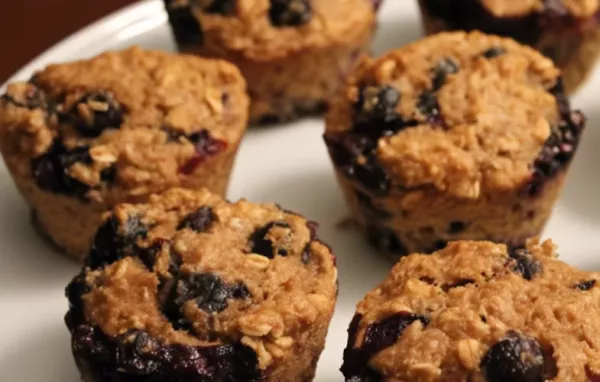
[[99, 165, 117, 184], [179, 129, 227, 175], [586, 366, 600, 381], [1, 85, 48, 110], [417, 91, 442, 124], [367, 225, 409, 255], [115, 330, 161, 374], [248, 221, 291, 259], [32, 140, 93, 199], [202, 0, 236, 14], [355, 85, 401, 125], [177, 206, 216, 232], [63, 91, 123, 137], [482, 47, 506, 58], [173, 273, 250, 314], [432, 58, 459, 90], [575, 280, 596, 291], [341, 313, 429, 381], [324, 133, 390, 194], [362, 312, 429, 356], [67, 320, 262, 380], [269, 0, 312, 27], [448, 221, 467, 234], [301, 221, 319, 264], [482, 331, 544, 382], [509, 247, 541, 280], [65, 274, 91, 327], [524, 90, 585, 196], [87, 215, 149, 270], [138, 240, 181, 273], [164, 0, 203, 45]]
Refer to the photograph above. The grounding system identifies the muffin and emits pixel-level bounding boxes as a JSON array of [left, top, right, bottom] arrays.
[[324, 31, 585, 260], [417, 0, 600, 93], [65, 188, 337, 382], [342, 239, 600, 381], [0, 47, 248, 259], [164, 0, 380, 124]]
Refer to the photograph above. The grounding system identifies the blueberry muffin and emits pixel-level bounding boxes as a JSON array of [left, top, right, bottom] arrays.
[[342, 239, 600, 381], [324, 31, 585, 259], [0, 47, 248, 259], [65, 188, 337, 381], [418, 0, 600, 94], [164, 0, 380, 124]]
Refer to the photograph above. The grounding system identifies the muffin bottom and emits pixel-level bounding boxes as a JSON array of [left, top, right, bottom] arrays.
[[417, 0, 600, 93], [335, 171, 566, 262]]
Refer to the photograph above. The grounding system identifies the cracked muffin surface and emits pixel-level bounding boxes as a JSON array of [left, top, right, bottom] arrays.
[[66, 188, 337, 382], [324, 31, 585, 258], [164, 0, 379, 124], [342, 239, 600, 382], [0, 47, 248, 258]]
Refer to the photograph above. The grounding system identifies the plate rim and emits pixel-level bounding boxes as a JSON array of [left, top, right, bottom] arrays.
[[1, 0, 163, 90]]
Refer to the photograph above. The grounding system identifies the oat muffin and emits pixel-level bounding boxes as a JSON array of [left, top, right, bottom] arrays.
[[418, 0, 600, 93], [65, 188, 337, 381], [324, 31, 585, 259], [164, 0, 380, 124], [342, 239, 600, 381], [0, 47, 248, 259]]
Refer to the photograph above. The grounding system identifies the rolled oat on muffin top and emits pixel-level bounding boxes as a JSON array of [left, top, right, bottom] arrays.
[[342, 239, 600, 381], [0, 47, 249, 259], [65, 188, 337, 382], [164, 0, 380, 124], [324, 31, 585, 258]]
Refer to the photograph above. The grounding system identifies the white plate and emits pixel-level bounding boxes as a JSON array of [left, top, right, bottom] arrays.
[[0, 1, 599, 381]]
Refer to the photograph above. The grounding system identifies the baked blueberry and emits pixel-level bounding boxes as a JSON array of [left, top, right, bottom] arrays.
[[202, 0, 237, 15], [269, 0, 312, 27], [509, 247, 542, 280], [248, 221, 291, 258], [482, 331, 544, 382], [482, 46, 506, 58], [63, 91, 123, 137], [177, 206, 216, 232], [164, 0, 204, 45], [432, 57, 459, 90]]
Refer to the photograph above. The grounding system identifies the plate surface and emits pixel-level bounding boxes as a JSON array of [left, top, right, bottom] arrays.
[[0, 1, 599, 381]]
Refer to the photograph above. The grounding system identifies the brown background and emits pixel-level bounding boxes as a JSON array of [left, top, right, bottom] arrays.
[[0, 0, 135, 83]]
